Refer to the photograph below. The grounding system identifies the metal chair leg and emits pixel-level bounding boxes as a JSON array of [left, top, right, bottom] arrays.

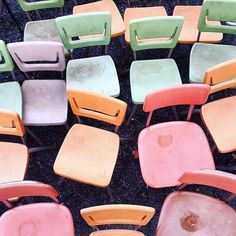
[[73, 0, 77, 5], [35, 10, 42, 20], [107, 186, 114, 202], [29, 145, 55, 154], [126, 104, 138, 126], [26, 127, 43, 145], [172, 106, 179, 120], [104, 45, 108, 55], [25, 11, 32, 21], [11, 71, 16, 80]]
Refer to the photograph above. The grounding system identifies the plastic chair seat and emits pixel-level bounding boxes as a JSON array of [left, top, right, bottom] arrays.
[[24, 19, 69, 54], [190, 43, 236, 83], [73, 0, 125, 38], [0, 142, 28, 184], [0, 203, 74, 236], [201, 95, 236, 153], [66, 55, 120, 97], [54, 124, 120, 187], [138, 122, 215, 188], [173, 6, 223, 44], [90, 230, 144, 236], [0, 82, 22, 117], [130, 59, 182, 104], [156, 191, 236, 236], [124, 7, 167, 44], [22, 80, 68, 126]]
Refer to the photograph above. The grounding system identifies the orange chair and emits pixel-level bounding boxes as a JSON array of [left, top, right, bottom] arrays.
[[81, 204, 155, 235], [156, 169, 236, 235], [138, 84, 215, 188], [0, 181, 75, 236], [54, 89, 127, 200], [201, 59, 236, 154]]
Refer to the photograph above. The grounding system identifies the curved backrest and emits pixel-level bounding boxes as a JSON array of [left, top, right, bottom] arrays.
[[179, 169, 236, 195], [18, 0, 64, 11], [0, 40, 14, 73], [0, 181, 59, 202], [198, 0, 236, 35], [56, 12, 111, 50], [130, 16, 184, 52], [81, 204, 155, 226], [0, 109, 25, 137], [204, 59, 236, 94], [67, 89, 127, 126], [143, 84, 210, 112], [7, 41, 65, 72]]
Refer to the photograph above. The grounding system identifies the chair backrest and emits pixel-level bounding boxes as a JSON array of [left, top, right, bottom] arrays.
[[7, 41, 65, 72], [203, 59, 236, 94], [18, 0, 64, 11], [179, 169, 236, 195], [56, 12, 111, 50], [0, 181, 59, 202], [81, 204, 155, 227], [0, 109, 25, 137], [67, 89, 127, 126], [0, 40, 14, 73], [198, 0, 236, 35], [129, 16, 184, 52]]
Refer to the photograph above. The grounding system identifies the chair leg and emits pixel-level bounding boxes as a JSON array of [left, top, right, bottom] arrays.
[[127, 0, 131, 7], [29, 145, 55, 154], [104, 45, 108, 55], [11, 71, 16, 80], [73, 0, 77, 5], [107, 186, 114, 202], [126, 104, 138, 126], [60, 7, 64, 16], [64, 122, 70, 131], [25, 11, 32, 21], [35, 10, 42, 20], [26, 127, 43, 145], [167, 48, 174, 58], [24, 72, 31, 80], [172, 106, 179, 120]]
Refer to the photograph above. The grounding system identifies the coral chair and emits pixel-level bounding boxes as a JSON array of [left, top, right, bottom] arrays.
[[201, 59, 236, 154], [81, 204, 155, 235], [138, 84, 215, 188], [126, 16, 184, 124], [54, 89, 127, 200], [73, 0, 125, 39], [189, 0, 236, 83], [0, 181, 75, 236], [0, 40, 15, 80], [156, 170, 236, 235]]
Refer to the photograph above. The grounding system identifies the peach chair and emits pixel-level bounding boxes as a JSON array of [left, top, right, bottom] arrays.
[[54, 89, 127, 200], [0, 181, 75, 236], [201, 59, 236, 154], [138, 84, 215, 188], [6, 42, 68, 134], [156, 169, 236, 235], [81, 204, 155, 235]]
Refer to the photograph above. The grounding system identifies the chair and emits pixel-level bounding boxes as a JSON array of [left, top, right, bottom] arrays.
[[0, 181, 75, 236], [18, 0, 64, 21], [73, 0, 125, 39], [0, 40, 15, 80], [201, 59, 236, 154], [156, 169, 236, 235], [138, 84, 215, 188], [81, 204, 155, 235], [53, 89, 127, 200], [126, 16, 184, 124], [189, 0, 236, 83]]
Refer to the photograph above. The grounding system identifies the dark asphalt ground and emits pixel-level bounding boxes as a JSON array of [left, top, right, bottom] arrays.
[[0, 0, 235, 235]]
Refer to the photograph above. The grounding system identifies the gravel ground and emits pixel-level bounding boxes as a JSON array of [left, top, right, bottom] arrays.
[[0, 0, 235, 235]]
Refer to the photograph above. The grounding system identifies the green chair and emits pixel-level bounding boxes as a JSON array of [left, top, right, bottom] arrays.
[[18, 0, 64, 21], [127, 16, 184, 124], [0, 40, 15, 80], [190, 0, 236, 84]]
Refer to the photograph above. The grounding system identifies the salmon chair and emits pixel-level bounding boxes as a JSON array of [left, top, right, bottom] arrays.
[[0, 181, 75, 236], [189, 0, 236, 84], [0, 40, 15, 80], [126, 16, 184, 124], [73, 0, 125, 39], [81, 204, 155, 236], [156, 169, 236, 235], [201, 59, 236, 154], [54, 89, 127, 200], [138, 84, 215, 188]]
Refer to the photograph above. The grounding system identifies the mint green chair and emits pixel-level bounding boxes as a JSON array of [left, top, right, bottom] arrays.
[[127, 16, 184, 124], [190, 0, 236, 84], [0, 40, 15, 80]]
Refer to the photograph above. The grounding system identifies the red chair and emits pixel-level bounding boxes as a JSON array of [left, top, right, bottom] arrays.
[[0, 181, 75, 236], [138, 84, 215, 188], [156, 169, 236, 235]]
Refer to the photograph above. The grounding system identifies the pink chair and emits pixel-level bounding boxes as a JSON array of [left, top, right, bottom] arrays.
[[0, 181, 75, 236], [156, 170, 236, 235], [138, 84, 215, 188]]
